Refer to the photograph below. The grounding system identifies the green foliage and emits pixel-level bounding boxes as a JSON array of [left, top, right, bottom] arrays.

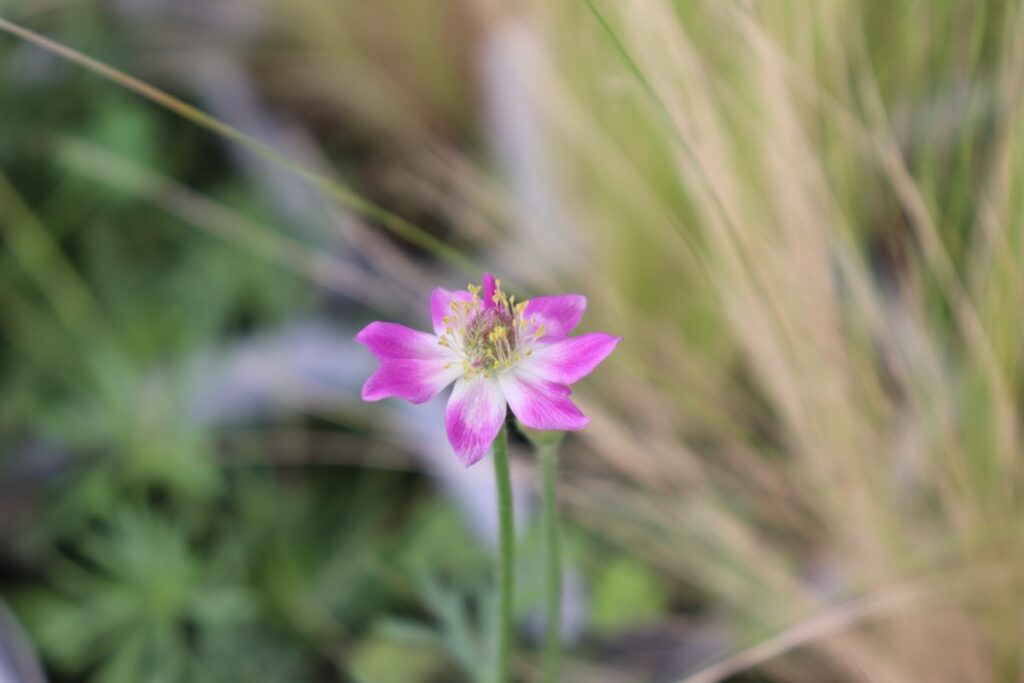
[[590, 557, 669, 634], [349, 636, 448, 683]]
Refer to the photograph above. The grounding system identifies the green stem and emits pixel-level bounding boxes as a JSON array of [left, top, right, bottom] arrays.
[[492, 424, 515, 683], [538, 442, 562, 683]]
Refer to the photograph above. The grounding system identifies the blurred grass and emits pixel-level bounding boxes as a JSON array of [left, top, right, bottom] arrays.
[[2, 0, 1024, 682]]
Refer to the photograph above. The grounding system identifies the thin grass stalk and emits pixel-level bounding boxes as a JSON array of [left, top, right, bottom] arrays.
[[0, 16, 473, 272]]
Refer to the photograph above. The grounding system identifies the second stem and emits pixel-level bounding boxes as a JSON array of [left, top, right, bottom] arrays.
[[539, 441, 562, 683]]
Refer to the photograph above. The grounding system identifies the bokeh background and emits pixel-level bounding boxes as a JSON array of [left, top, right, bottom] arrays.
[[2, 1, 1024, 682]]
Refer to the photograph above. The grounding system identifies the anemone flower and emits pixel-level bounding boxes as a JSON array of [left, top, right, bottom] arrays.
[[356, 273, 620, 465]]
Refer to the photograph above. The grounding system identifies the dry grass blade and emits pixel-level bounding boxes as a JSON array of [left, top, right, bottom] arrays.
[[678, 565, 1019, 683], [0, 15, 472, 271], [56, 137, 398, 312]]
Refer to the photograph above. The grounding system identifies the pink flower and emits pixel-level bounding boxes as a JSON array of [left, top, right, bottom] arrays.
[[356, 273, 620, 466]]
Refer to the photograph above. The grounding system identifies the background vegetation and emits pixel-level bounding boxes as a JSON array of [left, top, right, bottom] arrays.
[[2, 1, 1024, 682]]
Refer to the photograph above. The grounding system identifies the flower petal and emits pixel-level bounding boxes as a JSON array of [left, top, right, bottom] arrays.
[[356, 321, 451, 360], [361, 359, 463, 404], [482, 272, 498, 309], [522, 294, 587, 340], [356, 322, 462, 404], [430, 287, 473, 336], [445, 374, 507, 466], [499, 371, 589, 431], [522, 333, 621, 385]]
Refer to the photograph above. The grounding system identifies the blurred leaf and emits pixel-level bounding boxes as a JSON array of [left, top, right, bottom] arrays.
[[349, 635, 447, 683], [590, 557, 669, 634]]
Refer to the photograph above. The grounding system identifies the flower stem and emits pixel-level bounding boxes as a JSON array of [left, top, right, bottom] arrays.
[[538, 442, 562, 683], [492, 424, 515, 683]]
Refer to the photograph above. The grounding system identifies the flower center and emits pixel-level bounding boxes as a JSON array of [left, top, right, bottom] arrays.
[[464, 307, 517, 370], [437, 277, 546, 378]]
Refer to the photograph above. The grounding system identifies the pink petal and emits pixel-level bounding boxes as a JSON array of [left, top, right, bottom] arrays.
[[445, 375, 507, 466], [499, 371, 589, 431], [522, 294, 587, 340], [361, 359, 463, 404], [430, 287, 473, 336], [356, 321, 462, 404], [522, 333, 621, 385], [482, 272, 498, 309], [356, 321, 450, 360]]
